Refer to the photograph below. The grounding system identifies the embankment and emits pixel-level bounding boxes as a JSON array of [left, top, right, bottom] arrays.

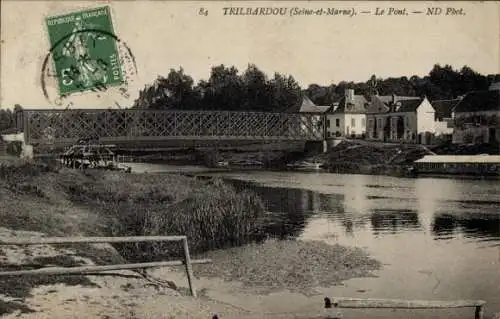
[[0, 160, 382, 318], [306, 140, 500, 176]]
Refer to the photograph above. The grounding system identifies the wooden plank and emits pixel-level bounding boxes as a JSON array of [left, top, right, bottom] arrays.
[[332, 298, 486, 309], [0, 259, 212, 276], [0, 235, 186, 246]]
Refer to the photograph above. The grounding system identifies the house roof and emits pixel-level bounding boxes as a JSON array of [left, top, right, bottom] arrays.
[[331, 95, 369, 114], [453, 90, 500, 113], [431, 99, 461, 120], [365, 95, 422, 114], [391, 98, 425, 113], [299, 95, 330, 113]]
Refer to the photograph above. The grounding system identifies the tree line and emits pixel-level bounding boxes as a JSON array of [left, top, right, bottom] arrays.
[[133, 63, 500, 111], [133, 64, 303, 112]]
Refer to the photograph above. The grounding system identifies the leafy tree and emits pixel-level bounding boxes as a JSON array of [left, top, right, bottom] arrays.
[[0, 109, 14, 132]]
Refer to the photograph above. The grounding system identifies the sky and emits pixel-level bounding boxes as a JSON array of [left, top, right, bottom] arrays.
[[1, 0, 499, 109]]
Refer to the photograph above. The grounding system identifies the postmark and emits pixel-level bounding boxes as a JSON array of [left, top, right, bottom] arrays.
[[41, 6, 138, 107]]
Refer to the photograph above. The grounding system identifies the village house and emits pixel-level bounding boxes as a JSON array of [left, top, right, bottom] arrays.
[[451, 83, 500, 144], [325, 89, 368, 138], [365, 94, 438, 144], [431, 98, 462, 141]]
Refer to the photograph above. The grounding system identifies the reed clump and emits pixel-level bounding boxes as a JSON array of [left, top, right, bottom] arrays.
[[57, 171, 267, 261]]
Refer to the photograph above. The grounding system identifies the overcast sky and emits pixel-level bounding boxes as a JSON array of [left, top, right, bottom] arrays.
[[1, 1, 499, 109]]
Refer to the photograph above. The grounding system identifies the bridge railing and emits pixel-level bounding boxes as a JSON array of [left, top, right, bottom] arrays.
[[17, 109, 325, 145], [0, 235, 211, 297]]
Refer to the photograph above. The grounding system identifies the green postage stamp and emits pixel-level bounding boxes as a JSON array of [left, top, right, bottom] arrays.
[[45, 6, 125, 97]]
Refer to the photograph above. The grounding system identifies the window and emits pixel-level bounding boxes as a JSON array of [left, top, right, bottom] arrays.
[[326, 119, 330, 127], [378, 118, 382, 128], [362, 118, 366, 127], [351, 118, 356, 127], [336, 119, 340, 127]]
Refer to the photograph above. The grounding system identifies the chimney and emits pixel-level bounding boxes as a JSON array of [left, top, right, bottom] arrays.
[[345, 89, 355, 105], [332, 102, 340, 112]]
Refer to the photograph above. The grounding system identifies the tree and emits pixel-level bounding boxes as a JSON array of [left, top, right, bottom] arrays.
[[201, 65, 244, 110], [268, 73, 302, 112], [0, 109, 14, 132], [241, 64, 270, 111], [133, 68, 200, 110]]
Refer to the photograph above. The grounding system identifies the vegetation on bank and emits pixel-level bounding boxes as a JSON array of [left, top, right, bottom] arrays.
[[0, 160, 267, 260]]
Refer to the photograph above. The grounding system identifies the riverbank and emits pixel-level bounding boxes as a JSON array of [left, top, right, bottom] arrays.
[[0, 160, 382, 318], [114, 140, 500, 178]]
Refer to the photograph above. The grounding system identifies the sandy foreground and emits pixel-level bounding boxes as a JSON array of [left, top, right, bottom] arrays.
[[0, 227, 330, 319]]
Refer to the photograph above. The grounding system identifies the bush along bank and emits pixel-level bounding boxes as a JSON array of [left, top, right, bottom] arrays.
[[52, 169, 269, 261], [0, 161, 268, 260]]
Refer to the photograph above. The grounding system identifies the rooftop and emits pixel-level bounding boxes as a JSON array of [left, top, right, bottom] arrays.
[[453, 90, 500, 113], [331, 95, 369, 114], [299, 95, 330, 113], [432, 99, 461, 120]]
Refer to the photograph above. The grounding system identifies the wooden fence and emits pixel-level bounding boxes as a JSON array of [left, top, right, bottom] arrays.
[[324, 297, 486, 319], [0, 235, 211, 297]]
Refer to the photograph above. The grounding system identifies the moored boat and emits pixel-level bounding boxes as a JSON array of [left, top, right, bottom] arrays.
[[412, 155, 500, 178], [60, 143, 132, 172], [286, 160, 323, 171]]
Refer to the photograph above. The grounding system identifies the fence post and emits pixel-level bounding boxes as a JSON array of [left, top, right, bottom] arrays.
[[182, 237, 196, 297]]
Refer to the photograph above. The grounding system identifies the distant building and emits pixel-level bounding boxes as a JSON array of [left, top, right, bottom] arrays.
[[326, 89, 368, 138], [431, 98, 462, 141], [452, 84, 500, 144], [298, 95, 329, 138], [365, 94, 437, 144]]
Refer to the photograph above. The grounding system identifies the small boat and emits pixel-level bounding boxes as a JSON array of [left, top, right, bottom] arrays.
[[228, 159, 265, 169], [286, 161, 323, 171], [60, 143, 132, 173]]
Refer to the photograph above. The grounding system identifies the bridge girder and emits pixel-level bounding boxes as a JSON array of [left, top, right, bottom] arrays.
[[18, 109, 325, 146]]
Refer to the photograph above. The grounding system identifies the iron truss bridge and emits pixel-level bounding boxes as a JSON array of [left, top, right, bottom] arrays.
[[17, 109, 325, 147]]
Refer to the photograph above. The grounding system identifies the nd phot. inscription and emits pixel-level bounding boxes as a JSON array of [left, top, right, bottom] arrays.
[[219, 6, 467, 17]]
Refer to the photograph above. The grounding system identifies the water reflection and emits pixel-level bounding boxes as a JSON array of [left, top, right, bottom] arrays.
[[228, 177, 500, 244], [371, 210, 421, 235], [432, 213, 500, 241]]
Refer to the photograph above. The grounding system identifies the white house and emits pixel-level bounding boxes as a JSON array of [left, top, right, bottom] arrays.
[[326, 89, 368, 138]]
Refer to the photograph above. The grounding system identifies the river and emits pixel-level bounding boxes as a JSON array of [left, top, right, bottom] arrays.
[[128, 163, 500, 318]]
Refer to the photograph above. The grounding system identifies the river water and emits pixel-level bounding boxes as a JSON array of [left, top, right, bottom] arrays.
[[128, 163, 500, 318]]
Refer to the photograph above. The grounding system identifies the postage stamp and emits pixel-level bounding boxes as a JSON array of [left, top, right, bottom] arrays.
[[43, 6, 136, 105]]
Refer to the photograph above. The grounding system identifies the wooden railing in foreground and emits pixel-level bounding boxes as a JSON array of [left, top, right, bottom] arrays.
[[324, 297, 486, 319], [0, 235, 211, 297]]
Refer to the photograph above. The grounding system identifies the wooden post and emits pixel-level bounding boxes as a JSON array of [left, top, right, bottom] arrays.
[[475, 305, 484, 319], [182, 237, 196, 297]]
